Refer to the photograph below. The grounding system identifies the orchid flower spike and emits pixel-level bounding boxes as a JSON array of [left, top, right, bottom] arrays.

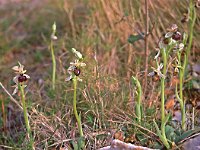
[[12, 62, 30, 95]]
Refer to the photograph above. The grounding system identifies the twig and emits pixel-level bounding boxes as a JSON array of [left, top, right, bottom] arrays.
[[0, 145, 21, 150], [48, 139, 71, 148], [0, 82, 23, 110]]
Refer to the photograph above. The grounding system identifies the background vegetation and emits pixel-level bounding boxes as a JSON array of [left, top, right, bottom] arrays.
[[0, 0, 199, 149]]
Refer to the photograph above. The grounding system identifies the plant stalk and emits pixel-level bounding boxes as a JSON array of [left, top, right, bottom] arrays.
[[144, 0, 149, 96], [73, 76, 84, 137], [19, 83, 34, 150], [160, 48, 170, 148], [51, 40, 56, 90], [186, 0, 196, 64], [132, 76, 142, 123], [1, 95, 7, 133], [179, 68, 186, 130]]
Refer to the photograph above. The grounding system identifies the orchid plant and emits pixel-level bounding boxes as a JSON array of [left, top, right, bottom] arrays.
[[149, 24, 188, 148], [66, 48, 86, 143], [50, 22, 57, 90], [12, 62, 34, 150]]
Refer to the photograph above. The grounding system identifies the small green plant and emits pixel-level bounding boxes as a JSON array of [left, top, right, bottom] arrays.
[[149, 24, 186, 149], [131, 76, 142, 123], [50, 22, 57, 90], [174, 33, 188, 130], [12, 62, 35, 150], [174, 0, 197, 130], [66, 48, 86, 148], [186, 0, 197, 64]]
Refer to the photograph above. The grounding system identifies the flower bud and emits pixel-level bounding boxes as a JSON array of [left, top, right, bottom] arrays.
[[72, 48, 83, 59]]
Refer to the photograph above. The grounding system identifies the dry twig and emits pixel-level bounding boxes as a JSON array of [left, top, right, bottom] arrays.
[[0, 82, 23, 110]]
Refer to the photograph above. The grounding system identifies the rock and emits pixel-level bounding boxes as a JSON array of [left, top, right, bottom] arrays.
[[183, 135, 200, 150], [99, 139, 157, 150]]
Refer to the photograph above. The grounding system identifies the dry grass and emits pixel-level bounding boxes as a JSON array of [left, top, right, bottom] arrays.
[[0, 0, 199, 149]]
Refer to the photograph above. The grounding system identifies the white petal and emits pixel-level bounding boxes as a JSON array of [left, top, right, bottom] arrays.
[[24, 74, 30, 79], [72, 48, 77, 53], [22, 70, 26, 74], [154, 49, 160, 59], [77, 77, 82, 82], [159, 63, 163, 70], [12, 66, 19, 71], [178, 43, 184, 51], [12, 86, 18, 95], [165, 32, 173, 38], [13, 75, 19, 84], [148, 71, 155, 77], [68, 66, 75, 71], [18, 62, 24, 68], [159, 73, 165, 79], [70, 62, 76, 66], [151, 67, 157, 72], [65, 75, 72, 81], [80, 63, 86, 67]]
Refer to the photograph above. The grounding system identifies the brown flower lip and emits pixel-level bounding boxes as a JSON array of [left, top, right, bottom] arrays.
[[73, 67, 81, 76], [172, 32, 182, 41], [18, 74, 28, 82]]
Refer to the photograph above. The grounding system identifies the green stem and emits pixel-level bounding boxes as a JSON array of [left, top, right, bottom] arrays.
[[176, 0, 196, 131], [160, 48, 170, 148], [161, 48, 166, 124], [132, 76, 142, 123], [186, 0, 196, 65], [73, 76, 84, 137], [179, 70, 186, 130], [153, 120, 170, 149], [19, 83, 34, 150], [177, 49, 187, 130], [51, 40, 56, 90]]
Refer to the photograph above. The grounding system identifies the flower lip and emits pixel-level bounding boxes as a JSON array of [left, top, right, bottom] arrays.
[[18, 74, 29, 82], [172, 31, 182, 41], [73, 67, 81, 76]]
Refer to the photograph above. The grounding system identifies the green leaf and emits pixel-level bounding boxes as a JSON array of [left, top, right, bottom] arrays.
[[71, 140, 78, 150], [152, 141, 163, 149], [165, 125, 177, 141], [175, 127, 200, 144], [128, 33, 144, 44], [77, 136, 85, 150]]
